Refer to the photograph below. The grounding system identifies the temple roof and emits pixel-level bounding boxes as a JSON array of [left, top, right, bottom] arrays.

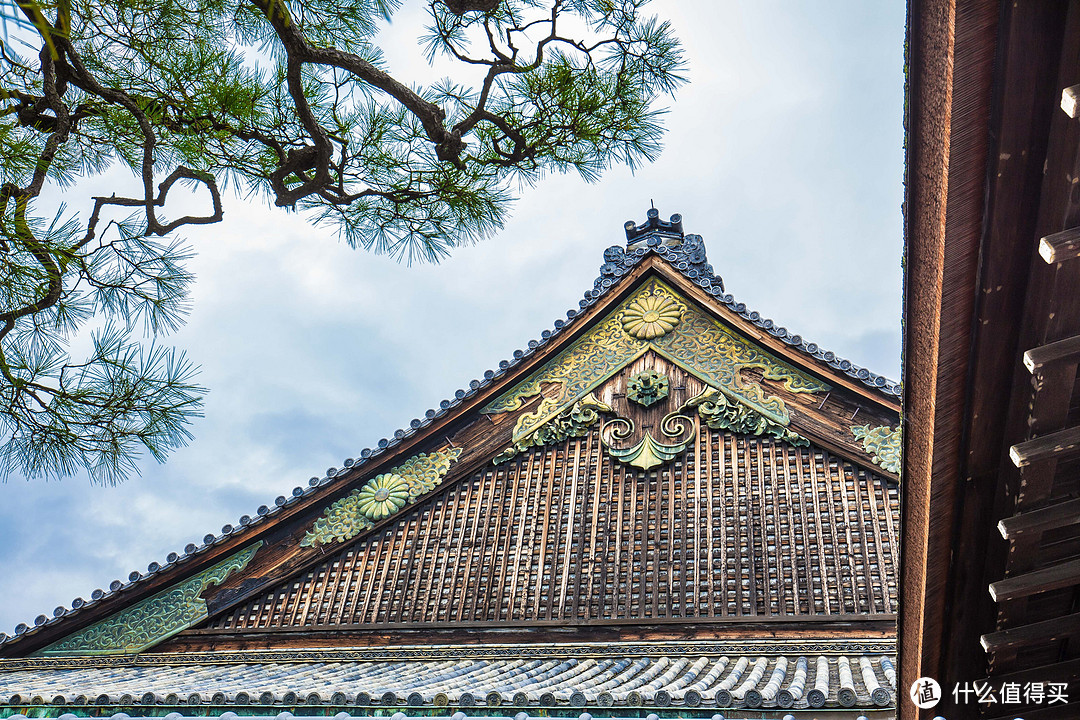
[[0, 642, 896, 712], [0, 212, 901, 660]]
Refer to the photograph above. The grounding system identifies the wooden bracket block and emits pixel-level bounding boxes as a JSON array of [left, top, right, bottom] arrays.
[[980, 611, 1080, 652], [1063, 83, 1080, 118], [999, 497, 1080, 540], [1024, 334, 1080, 373]]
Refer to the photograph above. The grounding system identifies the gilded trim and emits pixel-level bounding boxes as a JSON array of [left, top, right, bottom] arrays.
[[35, 543, 262, 657], [493, 394, 610, 465], [483, 280, 827, 446], [301, 447, 463, 547]]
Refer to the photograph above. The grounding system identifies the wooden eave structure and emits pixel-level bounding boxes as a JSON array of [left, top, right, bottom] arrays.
[[902, 0, 1080, 718], [1, 221, 902, 715]]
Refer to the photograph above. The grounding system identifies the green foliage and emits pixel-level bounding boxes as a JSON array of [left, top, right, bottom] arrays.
[[0, 0, 684, 482]]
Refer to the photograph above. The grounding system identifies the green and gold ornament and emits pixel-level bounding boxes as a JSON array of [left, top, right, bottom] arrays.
[[301, 447, 462, 547], [487, 281, 822, 471]]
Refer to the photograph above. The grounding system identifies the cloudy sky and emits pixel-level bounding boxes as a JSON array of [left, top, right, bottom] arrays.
[[0, 2, 905, 636]]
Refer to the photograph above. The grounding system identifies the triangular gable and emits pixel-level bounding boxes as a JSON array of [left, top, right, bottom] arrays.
[[483, 277, 827, 455], [2, 218, 900, 658]]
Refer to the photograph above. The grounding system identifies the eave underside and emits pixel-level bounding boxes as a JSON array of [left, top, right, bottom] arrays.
[[903, 0, 1080, 718]]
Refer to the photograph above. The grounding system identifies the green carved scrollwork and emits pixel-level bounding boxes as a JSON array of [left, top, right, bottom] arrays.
[[37, 542, 262, 656], [393, 446, 463, 498], [493, 393, 611, 465], [300, 446, 463, 547], [685, 387, 809, 447], [483, 280, 827, 443], [852, 424, 901, 475], [601, 412, 695, 470]]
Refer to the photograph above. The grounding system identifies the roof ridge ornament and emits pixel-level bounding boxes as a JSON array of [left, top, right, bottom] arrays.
[[624, 208, 684, 247]]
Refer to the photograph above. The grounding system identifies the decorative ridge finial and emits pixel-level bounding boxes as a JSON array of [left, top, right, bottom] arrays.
[[624, 208, 684, 246]]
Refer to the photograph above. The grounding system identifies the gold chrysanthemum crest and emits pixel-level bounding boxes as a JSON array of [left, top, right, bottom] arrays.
[[301, 446, 463, 547], [357, 473, 410, 520], [483, 278, 826, 446], [621, 292, 682, 339]]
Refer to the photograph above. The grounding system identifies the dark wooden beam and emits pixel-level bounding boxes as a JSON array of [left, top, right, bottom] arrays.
[[1063, 83, 1080, 118], [982, 657, 1080, 686], [988, 558, 1080, 602], [981, 658, 1080, 720], [1024, 334, 1080, 373], [898, 2, 1002, 717], [1010, 426, 1080, 467], [986, 702, 1080, 720], [980, 610, 1080, 652], [998, 497, 1080, 539], [1040, 225, 1080, 262], [156, 618, 899, 654]]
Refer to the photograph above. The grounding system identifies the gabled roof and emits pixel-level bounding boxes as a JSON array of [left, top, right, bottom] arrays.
[[1, 212, 900, 656]]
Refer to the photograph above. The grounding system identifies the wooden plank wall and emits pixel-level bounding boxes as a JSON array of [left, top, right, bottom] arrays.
[[206, 430, 899, 631]]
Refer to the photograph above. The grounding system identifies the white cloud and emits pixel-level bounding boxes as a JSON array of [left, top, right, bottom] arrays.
[[0, 0, 904, 635]]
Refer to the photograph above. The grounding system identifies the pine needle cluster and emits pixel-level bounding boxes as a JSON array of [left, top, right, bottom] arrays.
[[0, 0, 684, 482]]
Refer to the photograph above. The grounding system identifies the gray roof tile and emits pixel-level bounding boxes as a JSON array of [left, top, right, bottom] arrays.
[[0, 654, 894, 711]]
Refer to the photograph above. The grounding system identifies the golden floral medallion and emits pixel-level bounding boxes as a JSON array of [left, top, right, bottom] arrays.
[[356, 473, 411, 520], [621, 293, 682, 339]]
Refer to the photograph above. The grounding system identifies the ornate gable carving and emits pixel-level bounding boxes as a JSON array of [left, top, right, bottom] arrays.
[[484, 280, 827, 442], [486, 280, 824, 469], [36, 543, 261, 657]]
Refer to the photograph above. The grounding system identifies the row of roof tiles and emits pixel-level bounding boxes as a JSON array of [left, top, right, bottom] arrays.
[[0, 216, 899, 647], [1, 655, 895, 710]]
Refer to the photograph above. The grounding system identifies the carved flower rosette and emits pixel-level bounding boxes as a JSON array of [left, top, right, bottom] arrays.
[[621, 293, 682, 339], [357, 473, 411, 520], [301, 447, 462, 548]]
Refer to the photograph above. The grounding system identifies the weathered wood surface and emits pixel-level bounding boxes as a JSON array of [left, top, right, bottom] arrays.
[[191, 363, 898, 643], [1039, 225, 1080, 263]]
